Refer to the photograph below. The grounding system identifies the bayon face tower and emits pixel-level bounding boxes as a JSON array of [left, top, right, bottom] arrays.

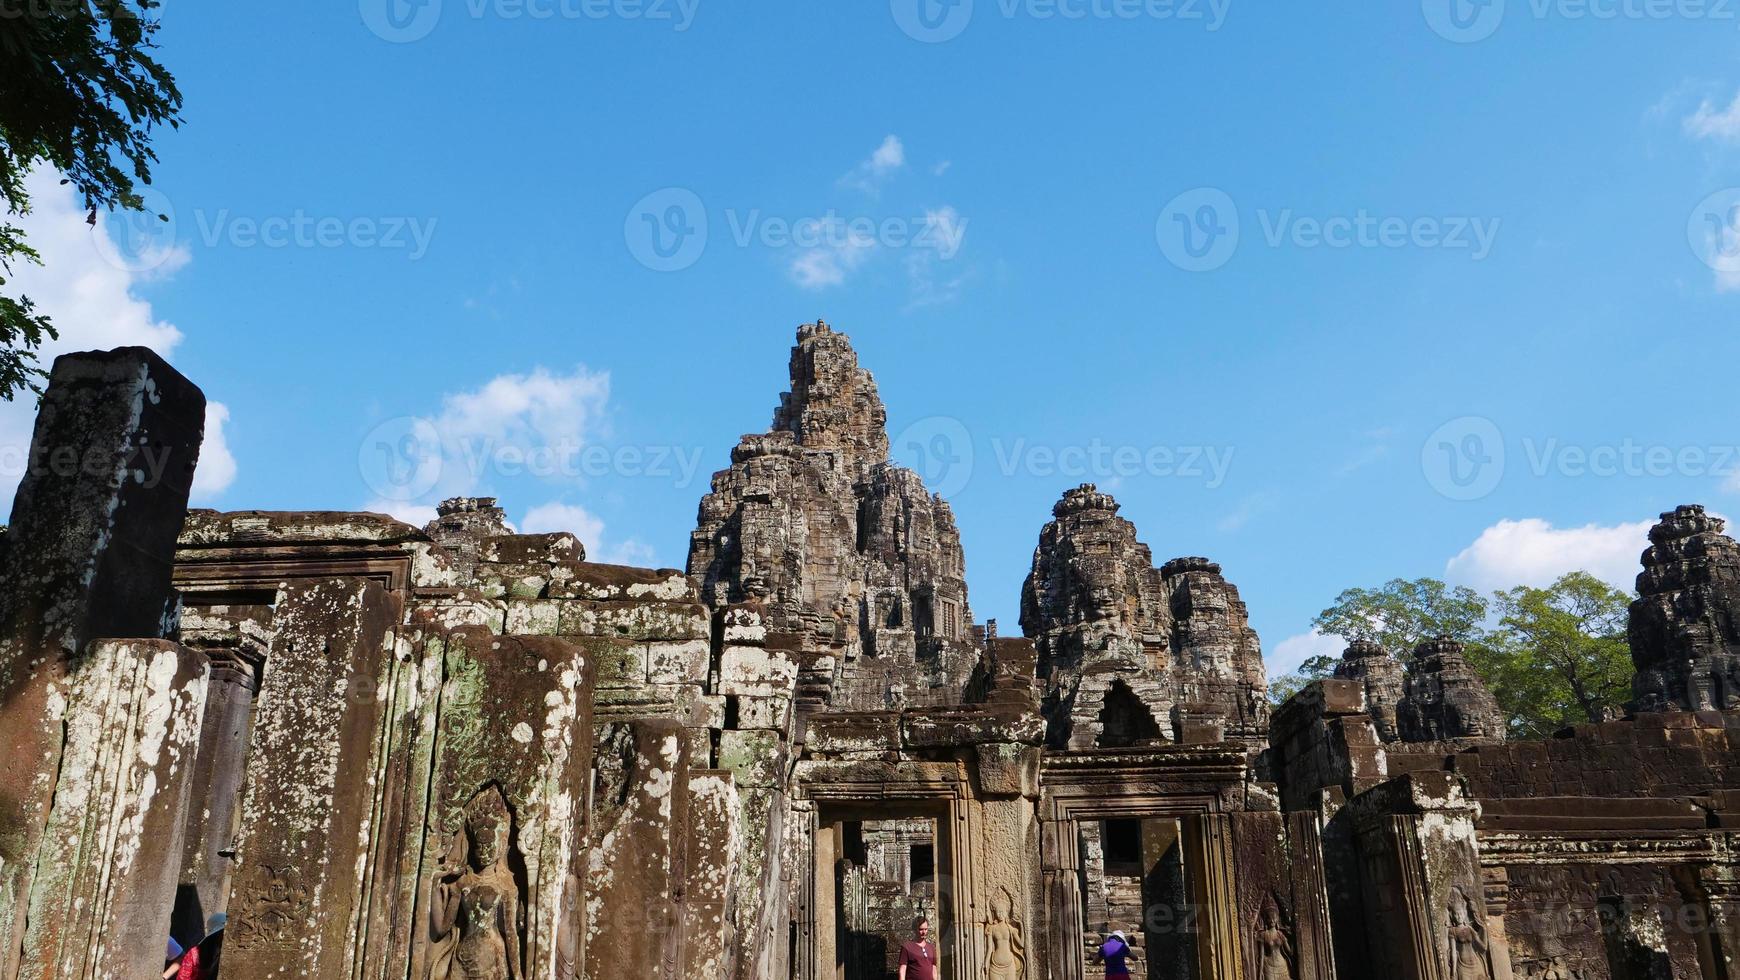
[[1020, 483, 1272, 751], [688, 320, 978, 711]]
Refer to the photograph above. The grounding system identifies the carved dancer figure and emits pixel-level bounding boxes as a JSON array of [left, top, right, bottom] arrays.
[[1252, 898, 1296, 980], [985, 892, 1025, 980], [429, 786, 524, 980], [1447, 887, 1491, 980]]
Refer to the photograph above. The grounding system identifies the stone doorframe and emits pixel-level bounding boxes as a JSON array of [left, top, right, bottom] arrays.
[[1039, 746, 1252, 980], [797, 760, 986, 980]]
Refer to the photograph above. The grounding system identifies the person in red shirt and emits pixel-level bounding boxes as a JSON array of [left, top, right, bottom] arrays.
[[896, 916, 939, 980]]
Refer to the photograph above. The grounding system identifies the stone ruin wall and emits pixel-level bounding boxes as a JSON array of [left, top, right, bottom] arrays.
[[0, 328, 1737, 980]]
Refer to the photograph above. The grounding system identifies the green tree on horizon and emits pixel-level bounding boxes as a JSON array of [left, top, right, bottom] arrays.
[[1269, 573, 1635, 738]]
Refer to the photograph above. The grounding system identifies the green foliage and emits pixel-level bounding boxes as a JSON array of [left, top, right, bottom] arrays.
[[1311, 577, 1490, 659], [0, 0, 182, 398], [1289, 572, 1635, 736], [1267, 653, 1337, 706], [1468, 572, 1633, 739]]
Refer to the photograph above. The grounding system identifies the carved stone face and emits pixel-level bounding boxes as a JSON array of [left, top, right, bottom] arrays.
[[469, 820, 507, 867]]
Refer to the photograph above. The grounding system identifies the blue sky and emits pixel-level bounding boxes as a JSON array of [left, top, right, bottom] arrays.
[[10, 0, 1740, 672]]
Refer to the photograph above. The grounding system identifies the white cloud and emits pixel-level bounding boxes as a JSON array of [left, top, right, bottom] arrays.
[[902, 207, 971, 308], [1723, 468, 1740, 495], [932, 160, 953, 177], [0, 170, 228, 505], [191, 402, 237, 500], [1685, 92, 1740, 142], [789, 222, 877, 290], [1444, 517, 1651, 593], [838, 135, 906, 193], [360, 366, 611, 519], [522, 500, 654, 566], [434, 365, 609, 455], [1266, 629, 1344, 676], [363, 498, 439, 528]]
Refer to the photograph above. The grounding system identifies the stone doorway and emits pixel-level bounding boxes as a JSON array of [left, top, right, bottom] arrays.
[[1079, 817, 1196, 980], [811, 803, 965, 980]]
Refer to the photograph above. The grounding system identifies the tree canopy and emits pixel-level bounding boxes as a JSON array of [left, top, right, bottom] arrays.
[[0, 0, 182, 397], [1310, 577, 1490, 656], [1271, 573, 1636, 738]]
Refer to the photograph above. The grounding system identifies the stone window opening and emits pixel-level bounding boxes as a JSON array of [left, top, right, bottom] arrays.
[[1097, 679, 1164, 748], [910, 842, 935, 892]]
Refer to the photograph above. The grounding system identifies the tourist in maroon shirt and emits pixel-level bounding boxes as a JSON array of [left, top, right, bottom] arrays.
[[896, 916, 939, 980]]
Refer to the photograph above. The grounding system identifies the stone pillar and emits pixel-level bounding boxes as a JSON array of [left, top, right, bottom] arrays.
[[1481, 867, 1515, 980], [1698, 864, 1740, 980], [408, 629, 595, 980], [1346, 772, 1487, 980], [16, 639, 209, 980], [175, 634, 263, 920], [0, 347, 206, 980], [222, 577, 401, 979], [586, 718, 692, 978], [1041, 811, 1085, 980], [813, 821, 841, 980], [1184, 812, 1245, 980], [680, 770, 741, 979]]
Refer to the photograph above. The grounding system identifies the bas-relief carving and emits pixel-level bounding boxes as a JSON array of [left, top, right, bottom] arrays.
[[984, 889, 1027, 980], [229, 865, 310, 951], [429, 786, 525, 980], [1251, 895, 1296, 980], [1448, 887, 1493, 980]]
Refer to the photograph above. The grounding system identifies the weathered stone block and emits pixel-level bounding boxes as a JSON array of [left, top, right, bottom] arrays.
[[558, 600, 708, 641], [506, 598, 562, 635], [719, 730, 786, 788], [223, 577, 400, 980], [718, 644, 798, 696], [644, 638, 711, 685], [0, 347, 205, 979], [733, 693, 793, 734], [16, 640, 208, 980]]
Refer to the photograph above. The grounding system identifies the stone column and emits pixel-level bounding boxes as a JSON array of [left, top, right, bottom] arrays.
[[1481, 866, 1515, 980], [585, 719, 692, 977], [1345, 772, 1487, 980], [1697, 864, 1740, 980], [1041, 811, 1085, 980], [408, 629, 595, 980], [1184, 812, 1245, 980], [16, 639, 209, 980], [0, 347, 206, 980], [680, 770, 741, 979], [222, 577, 401, 979], [175, 638, 263, 920]]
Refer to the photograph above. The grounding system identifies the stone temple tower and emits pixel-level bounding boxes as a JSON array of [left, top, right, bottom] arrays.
[[1629, 504, 1740, 712], [686, 320, 978, 711], [1019, 483, 1270, 750]]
